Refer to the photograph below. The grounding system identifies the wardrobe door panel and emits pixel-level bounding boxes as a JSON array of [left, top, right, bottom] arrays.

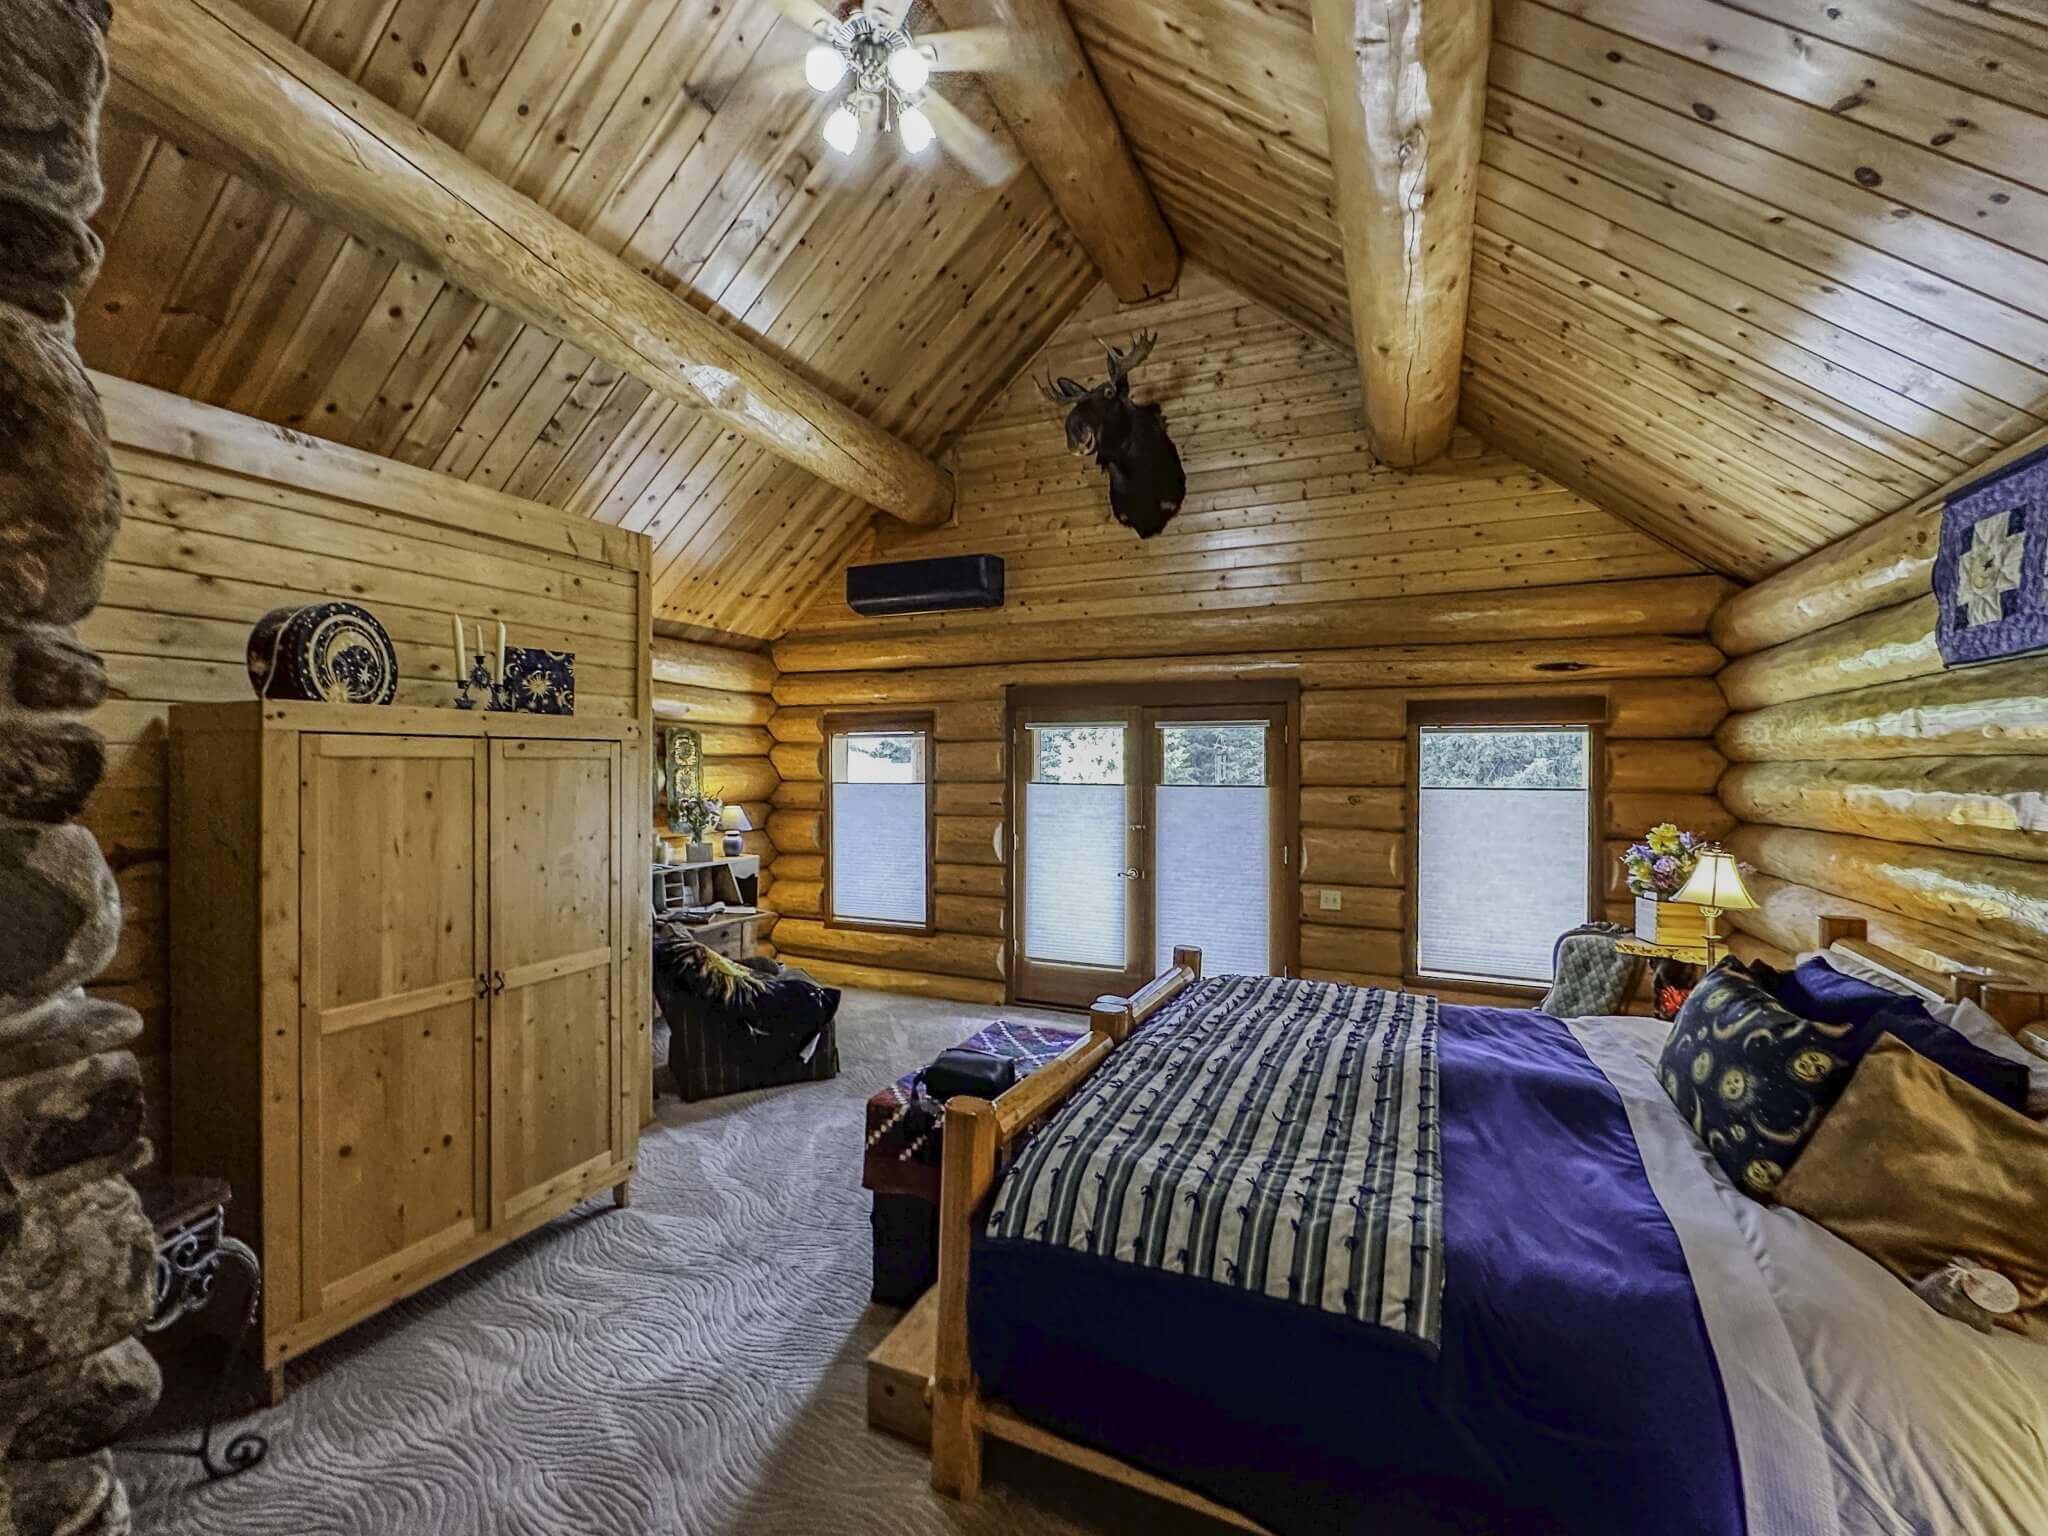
[[489, 739, 623, 1224], [298, 735, 488, 1318]]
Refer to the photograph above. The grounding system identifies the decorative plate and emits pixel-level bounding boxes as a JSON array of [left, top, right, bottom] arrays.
[[245, 602, 400, 705]]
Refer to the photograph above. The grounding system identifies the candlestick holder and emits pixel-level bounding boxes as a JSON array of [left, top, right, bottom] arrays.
[[453, 653, 507, 710]]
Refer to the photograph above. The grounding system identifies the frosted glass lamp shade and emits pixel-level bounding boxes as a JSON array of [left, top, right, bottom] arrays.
[[899, 105, 935, 153], [805, 44, 847, 92], [887, 45, 931, 93], [719, 804, 752, 833], [1672, 849, 1756, 912], [824, 105, 861, 154]]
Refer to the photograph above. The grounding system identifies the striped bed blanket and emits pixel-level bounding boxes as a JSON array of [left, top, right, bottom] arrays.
[[986, 974, 1445, 1348]]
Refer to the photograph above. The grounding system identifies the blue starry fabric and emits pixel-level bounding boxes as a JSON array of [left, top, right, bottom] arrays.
[[1658, 960, 1860, 1200], [986, 975, 1444, 1348]]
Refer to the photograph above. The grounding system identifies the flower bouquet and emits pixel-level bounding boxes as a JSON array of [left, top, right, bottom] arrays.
[[1623, 823, 1708, 947], [1620, 822, 1704, 899], [672, 792, 724, 864]]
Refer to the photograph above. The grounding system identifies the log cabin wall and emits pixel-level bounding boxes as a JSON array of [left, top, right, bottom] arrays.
[[764, 270, 1735, 1002], [83, 376, 656, 1157], [1712, 423, 2048, 991], [650, 634, 779, 877]]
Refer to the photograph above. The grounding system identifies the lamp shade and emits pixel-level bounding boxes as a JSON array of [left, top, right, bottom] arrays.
[[719, 803, 753, 833], [1672, 848, 1756, 912]]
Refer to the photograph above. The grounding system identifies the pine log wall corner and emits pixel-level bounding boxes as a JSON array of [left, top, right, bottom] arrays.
[[764, 269, 1735, 1001], [82, 377, 656, 1160], [1712, 423, 2048, 993], [651, 634, 780, 879]]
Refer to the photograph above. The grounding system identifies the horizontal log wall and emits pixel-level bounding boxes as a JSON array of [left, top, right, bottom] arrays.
[[83, 379, 655, 1157], [767, 591, 1727, 1004], [1714, 442, 2048, 994], [651, 633, 778, 870]]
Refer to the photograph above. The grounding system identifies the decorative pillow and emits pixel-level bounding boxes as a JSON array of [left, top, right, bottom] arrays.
[[1658, 960, 1863, 1199], [1540, 922, 1642, 1018], [1775, 1036, 2048, 1340], [1747, 958, 2032, 1113], [1927, 998, 2048, 1118]]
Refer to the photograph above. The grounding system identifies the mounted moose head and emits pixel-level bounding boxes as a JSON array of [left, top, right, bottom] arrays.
[[1039, 330, 1186, 539]]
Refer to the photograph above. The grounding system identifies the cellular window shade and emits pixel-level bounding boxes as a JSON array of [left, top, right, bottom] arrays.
[[830, 731, 927, 926], [1023, 783, 1128, 967], [1416, 727, 1590, 985], [1153, 722, 1272, 976]]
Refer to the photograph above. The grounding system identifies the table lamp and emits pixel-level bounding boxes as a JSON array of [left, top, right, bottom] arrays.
[[1672, 847, 1757, 965], [720, 802, 752, 858]]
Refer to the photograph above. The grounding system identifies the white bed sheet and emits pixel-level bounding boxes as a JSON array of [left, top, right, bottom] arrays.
[[1568, 1014, 2048, 1536]]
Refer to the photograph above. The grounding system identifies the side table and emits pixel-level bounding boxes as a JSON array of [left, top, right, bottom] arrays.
[[1615, 938, 1711, 1021], [125, 1176, 269, 1481]]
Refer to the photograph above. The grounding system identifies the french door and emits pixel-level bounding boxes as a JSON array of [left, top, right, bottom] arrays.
[[1012, 698, 1291, 1008]]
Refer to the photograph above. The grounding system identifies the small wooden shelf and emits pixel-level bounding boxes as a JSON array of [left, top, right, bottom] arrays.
[[1615, 937, 1711, 965]]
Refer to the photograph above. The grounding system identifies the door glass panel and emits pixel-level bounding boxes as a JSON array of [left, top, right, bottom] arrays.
[[1023, 723, 1128, 968], [1155, 722, 1271, 976], [1416, 727, 1590, 984], [831, 730, 928, 925]]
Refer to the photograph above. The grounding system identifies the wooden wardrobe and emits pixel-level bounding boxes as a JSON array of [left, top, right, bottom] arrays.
[[168, 701, 647, 1388]]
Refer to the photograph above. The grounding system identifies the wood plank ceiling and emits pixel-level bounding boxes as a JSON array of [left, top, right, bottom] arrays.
[[78, 0, 1097, 639], [1067, 0, 2048, 580], [79, 0, 2048, 624]]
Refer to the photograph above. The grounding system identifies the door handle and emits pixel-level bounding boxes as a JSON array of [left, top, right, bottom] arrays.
[[475, 973, 489, 999], [491, 970, 506, 995], [1115, 868, 1140, 880]]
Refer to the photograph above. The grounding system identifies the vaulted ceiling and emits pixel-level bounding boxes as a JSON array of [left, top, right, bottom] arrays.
[[81, 0, 1093, 638], [79, 0, 2048, 635], [1067, 0, 2048, 580]]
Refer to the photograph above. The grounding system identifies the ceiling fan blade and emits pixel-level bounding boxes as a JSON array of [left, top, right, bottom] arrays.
[[919, 26, 1015, 75], [764, 0, 840, 34], [862, 0, 915, 28], [918, 88, 1022, 187]]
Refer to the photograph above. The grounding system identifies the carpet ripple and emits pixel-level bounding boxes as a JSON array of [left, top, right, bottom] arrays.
[[121, 991, 1234, 1536]]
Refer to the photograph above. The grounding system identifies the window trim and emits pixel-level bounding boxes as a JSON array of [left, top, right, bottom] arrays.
[[823, 710, 936, 935], [1404, 696, 1605, 998]]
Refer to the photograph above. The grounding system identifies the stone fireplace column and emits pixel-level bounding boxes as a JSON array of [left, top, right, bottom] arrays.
[[1, 2, 164, 1532]]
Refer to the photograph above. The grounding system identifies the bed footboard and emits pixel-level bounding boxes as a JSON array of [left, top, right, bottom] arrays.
[[929, 946, 1203, 1500]]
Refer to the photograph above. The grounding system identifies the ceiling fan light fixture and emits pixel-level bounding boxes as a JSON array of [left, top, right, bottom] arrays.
[[899, 104, 935, 153], [886, 44, 931, 95], [823, 103, 861, 155], [804, 43, 847, 93]]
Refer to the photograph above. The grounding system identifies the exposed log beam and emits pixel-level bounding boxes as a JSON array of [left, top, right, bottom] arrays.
[[936, 0, 1178, 302], [774, 574, 1732, 672], [1310, 0, 1490, 466], [106, 0, 954, 527], [1720, 758, 2048, 864], [1718, 656, 2048, 762]]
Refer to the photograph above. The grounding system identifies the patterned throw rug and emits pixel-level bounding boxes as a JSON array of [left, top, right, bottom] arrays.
[[119, 991, 1234, 1536]]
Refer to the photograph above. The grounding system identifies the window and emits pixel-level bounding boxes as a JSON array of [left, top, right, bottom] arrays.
[[1022, 722, 1128, 969], [1414, 722, 1593, 986], [828, 721, 930, 927], [1153, 721, 1271, 976]]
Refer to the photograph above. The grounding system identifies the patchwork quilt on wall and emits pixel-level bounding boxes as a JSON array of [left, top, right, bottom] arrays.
[[1935, 443, 2048, 665]]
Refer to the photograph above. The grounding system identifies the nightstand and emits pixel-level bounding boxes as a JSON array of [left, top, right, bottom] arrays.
[[1615, 938, 1710, 1022]]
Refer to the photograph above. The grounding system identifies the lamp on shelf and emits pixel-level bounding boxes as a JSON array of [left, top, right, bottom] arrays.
[[720, 802, 753, 859], [1671, 847, 1757, 966]]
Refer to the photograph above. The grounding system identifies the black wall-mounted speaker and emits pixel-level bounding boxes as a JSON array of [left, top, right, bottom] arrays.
[[845, 554, 1005, 617]]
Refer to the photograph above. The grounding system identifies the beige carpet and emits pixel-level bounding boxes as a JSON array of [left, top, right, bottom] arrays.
[[120, 989, 1234, 1536]]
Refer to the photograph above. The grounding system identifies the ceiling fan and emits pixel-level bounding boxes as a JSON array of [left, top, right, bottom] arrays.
[[765, 0, 1022, 183]]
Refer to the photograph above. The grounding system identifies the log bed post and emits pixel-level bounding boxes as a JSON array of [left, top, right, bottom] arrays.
[[928, 947, 1202, 1502]]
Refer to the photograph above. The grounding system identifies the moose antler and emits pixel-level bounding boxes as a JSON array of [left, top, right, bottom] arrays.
[[1038, 373, 1090, 405], [1104, 329, 1157, 385]]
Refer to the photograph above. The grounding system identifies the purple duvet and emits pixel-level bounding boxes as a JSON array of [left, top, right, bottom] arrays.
[[969, 1001, 1742, 1535]]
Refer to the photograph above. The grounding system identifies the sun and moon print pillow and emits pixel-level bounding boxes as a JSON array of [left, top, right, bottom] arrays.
[[1658, 960, 1865, 1200]]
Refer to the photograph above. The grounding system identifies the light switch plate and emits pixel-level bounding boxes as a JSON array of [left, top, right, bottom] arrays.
[[1319, 889, 1342, 911]]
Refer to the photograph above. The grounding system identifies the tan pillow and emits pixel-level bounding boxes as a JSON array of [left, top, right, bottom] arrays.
[[1775, 1035, 2048, 1340]]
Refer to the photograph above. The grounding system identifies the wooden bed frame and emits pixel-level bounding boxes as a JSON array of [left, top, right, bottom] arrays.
[[878, 923, 2042, 1533]]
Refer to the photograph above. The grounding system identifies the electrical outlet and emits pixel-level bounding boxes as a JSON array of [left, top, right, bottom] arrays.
[[1319, 889, 1342, 912]]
